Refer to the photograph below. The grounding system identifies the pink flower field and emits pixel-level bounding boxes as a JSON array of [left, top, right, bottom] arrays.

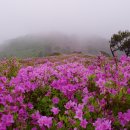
[[0, 54, 130, 130]]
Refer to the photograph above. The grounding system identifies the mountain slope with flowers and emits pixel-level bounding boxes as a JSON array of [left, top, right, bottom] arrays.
[[0, 54, 130, 130]]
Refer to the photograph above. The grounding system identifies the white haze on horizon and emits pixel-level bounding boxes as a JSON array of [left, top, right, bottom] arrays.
[[0, 0, 130, 44]]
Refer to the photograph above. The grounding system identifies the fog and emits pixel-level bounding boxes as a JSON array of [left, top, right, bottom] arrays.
[[0, 0, 130, 44]]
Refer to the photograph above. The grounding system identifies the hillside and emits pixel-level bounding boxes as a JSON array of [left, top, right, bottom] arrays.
[[0, 54, 130, 129], [0, 34, 111, 58]]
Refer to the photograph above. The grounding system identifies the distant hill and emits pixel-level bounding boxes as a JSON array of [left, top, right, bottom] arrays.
[[0, 33, 111, 58]]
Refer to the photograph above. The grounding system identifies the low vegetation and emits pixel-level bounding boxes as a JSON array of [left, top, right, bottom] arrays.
[[0, 54, 130, 130]]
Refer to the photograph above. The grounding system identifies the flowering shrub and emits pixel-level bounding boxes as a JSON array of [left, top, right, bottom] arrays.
[[0, 55, 130, 130]]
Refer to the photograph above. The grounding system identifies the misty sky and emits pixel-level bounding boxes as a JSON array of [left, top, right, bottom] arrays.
[[0, 0, 130, 43]]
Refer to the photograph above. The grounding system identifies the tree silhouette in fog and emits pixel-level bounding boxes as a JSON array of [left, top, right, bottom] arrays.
[[110, 30, 130, 57]]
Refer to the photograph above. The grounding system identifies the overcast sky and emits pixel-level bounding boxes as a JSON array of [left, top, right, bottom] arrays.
[[0, 0, 130, 43]]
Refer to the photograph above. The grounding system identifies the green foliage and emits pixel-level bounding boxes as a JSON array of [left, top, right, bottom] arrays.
[[110, 30, 130, 56], [24, 86, 68, 117], [0, 58, 21, 78], [108, 88, 130, 115], [37, 96, 52, 116], [86, 124, 95, 130], [7, 58, 21, 79], [88, 75, 98, 92], [25, 86, 52, 116], [74, 90, 82, 103], [58, 115, 68, 124], [0, 105, 4, 112], [84, 111, 91, 120]]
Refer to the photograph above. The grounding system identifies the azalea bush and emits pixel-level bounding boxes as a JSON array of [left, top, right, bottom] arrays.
[[0, 55, 130, 130]]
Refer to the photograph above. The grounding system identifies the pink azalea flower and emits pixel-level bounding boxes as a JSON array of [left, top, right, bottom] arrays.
[[51, 107, 60, 115], [118, 109, 130, 126], [80, 119, 88, 128], [74, 109, 83, 121], [57, 121, 63, 128], [127, 88, 130, 94], [37, 116, 53, 128], [93, 118, 111, 130], [52, 97, 59, 104], [1, 114, 14, 126]]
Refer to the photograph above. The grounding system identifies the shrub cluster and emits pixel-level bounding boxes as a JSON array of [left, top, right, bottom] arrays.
[[0, 55, 130, 130]]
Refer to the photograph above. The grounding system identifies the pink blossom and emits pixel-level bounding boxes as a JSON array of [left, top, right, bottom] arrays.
[[80, 119, 88, 128], [127, 88, 130, 94], [51, 107, 60, 115], [65, 100, 76, 110], [74, 109, 83, 121], [57, 121, 63, 128], [37, 116, 53, 128], [52, 97, 59, 104], [93, 118, 111, 130], [118, 110, 130, 126], [1, 114, 14, 126]]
